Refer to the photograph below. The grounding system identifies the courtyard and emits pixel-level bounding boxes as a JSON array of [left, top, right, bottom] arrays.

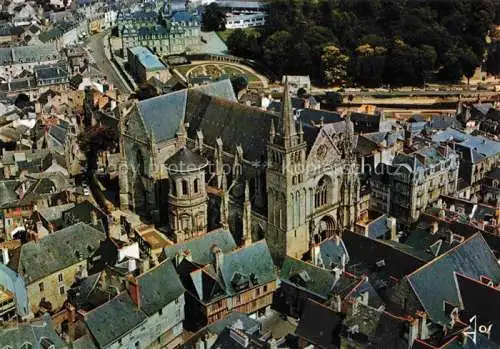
[[173, 61, 268, 87]]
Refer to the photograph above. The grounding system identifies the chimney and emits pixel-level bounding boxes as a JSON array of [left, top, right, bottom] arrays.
[[311, 244, 321, 267], [387, 216, 397, 241], [416, 311, 429, 340], [127, 275, 140, 309], [361, 291, 369, 305], [408, 317, 419, 347], [196, 130, 204, 153], [430, 221, 439, 235], [334, 294, 342, 312], [213, 246, 223, 274], [333, 266, 342, 282], [335, 234, 340, 246], [1, 248, 9, 265], [90, 210, 99, 226]]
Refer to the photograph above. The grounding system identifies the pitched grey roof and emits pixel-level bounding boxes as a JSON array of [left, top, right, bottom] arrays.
[[12, 222, 106, 283], [85, 292, 147, 347], [407, 233, 500, 325], [36, 203, 75, 222], [280, 257, 335, 299], [163, 228, 236, 265], [138, 89, 187, 143], [0, 180, 18, 207], [219, 240, 276, 295], [137, 260, 184, 316], [137, 80, 237, 143], [0, 317, 67, 349]]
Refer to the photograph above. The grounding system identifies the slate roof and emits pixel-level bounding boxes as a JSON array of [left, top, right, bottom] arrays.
[[343, 231, 426, 280], [343, 302, 408, 349], [455, 273, 500, 343], [219, 240, 276, 295], [185, 90, 278, 162], [12, 43, 59, 63], [165, 147, 208, 172], [407, 233, 500, 325], [315, 237, 349, 269], [85, 292, 147, 347], [129, 46, 166, 71], [85, 260, 183, 347], [137, 260, 184, 316], [182, 312, 260, 348], [280, 257, 336, 299], [10, 222, 106, 283], [163, 228, 236, 265], [36, 203, 75, 222], [366, 214, 390, 239], [295, 299, 342, 349], [0, 317, 67, 348], [0, 180, 18, 207]]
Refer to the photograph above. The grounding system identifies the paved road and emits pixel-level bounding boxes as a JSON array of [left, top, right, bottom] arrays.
[[88, 31, 132, 93]]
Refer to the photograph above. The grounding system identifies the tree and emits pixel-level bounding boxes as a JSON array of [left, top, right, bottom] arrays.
[[460, 48, 480, 86], [263, 31, 293, 77], [78, 125, 117, 171], [14, 93, 30, 109], [202, 3, 226, 31], [230, 75, 249, 95], [320, 45, 349, 85]]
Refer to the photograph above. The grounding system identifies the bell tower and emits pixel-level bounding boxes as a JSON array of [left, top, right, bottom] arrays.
[[166, 147, 208, 243], [266, 77, 308, 262]]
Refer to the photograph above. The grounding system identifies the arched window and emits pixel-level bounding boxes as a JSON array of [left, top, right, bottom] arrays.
[[181, 180, 188, 195], [171, 179, 177, 196], [315, 176, 331, 208], [20, 343, 33, 349], [136, 150, 145, 175], [194, 178, 200, 193]]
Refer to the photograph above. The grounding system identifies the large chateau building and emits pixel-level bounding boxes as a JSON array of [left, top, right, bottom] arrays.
[[117, 1, 201, 57], [118, 79, 361, 262]]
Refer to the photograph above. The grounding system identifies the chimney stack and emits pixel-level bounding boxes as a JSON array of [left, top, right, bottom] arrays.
[[1, 248, 9, 265], [387, 216, 397, 241], [127, 275, 140, 309]]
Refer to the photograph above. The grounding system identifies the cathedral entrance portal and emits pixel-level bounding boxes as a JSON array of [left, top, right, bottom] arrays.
[[314, 216, 336, 243]]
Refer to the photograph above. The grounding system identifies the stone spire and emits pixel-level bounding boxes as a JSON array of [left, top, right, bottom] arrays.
[[281, 76, 297, 147], [242, 180, 252, 247], [176, 118, 187, 148], [215, 137, 223, 188], [269, 118, 276, 144], [220, 174, 229, 229]]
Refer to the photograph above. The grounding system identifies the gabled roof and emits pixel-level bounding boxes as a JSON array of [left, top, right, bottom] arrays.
[[10, 222, 106, 283], [163, 228, 236, 265], [295, 299, 342, 349], [85, 292, 147, 348], [407, 233, 500, 325], [219, 240, 276, 295], [455, 273, 500, 343], [0, 316, 67, 348], [137, 260, 184, 316], [280, 257, 336, 299], [343, 231, 426, 280]]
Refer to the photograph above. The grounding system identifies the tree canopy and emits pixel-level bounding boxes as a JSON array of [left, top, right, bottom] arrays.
[[225, 0, 500, 86], [201, 3, 226, 31]]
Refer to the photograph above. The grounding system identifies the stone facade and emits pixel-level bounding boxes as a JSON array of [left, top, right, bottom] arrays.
[[370, 146, 459, 225], [119, 80, 361, 262], [27, 260, 87, 315], [118, 2, 201, 58]]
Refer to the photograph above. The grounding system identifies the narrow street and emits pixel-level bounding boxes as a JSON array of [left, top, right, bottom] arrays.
[[88, 31, 132, 93]]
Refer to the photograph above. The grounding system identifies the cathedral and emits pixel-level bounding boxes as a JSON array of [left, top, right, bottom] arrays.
[[118, 78, 360, 262]]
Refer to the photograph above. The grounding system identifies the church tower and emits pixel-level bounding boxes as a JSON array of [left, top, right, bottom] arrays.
[[165, 147, 208, 243], [266, 78, 308, 262], [340, 114, 360, 230]]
